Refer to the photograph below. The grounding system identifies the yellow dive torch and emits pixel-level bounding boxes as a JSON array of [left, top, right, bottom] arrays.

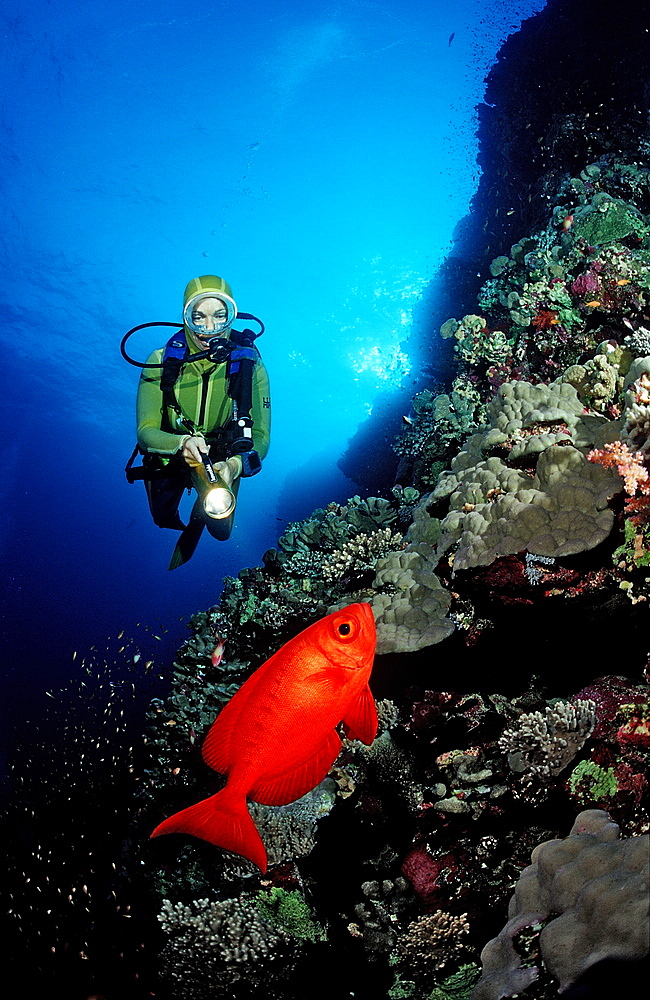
[[191, 454, 236, 520]]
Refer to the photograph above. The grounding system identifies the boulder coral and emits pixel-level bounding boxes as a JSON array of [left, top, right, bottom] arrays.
[[470, 809, 649, 999], [371, 542, 454, 653], [435, 445, 622, 571]]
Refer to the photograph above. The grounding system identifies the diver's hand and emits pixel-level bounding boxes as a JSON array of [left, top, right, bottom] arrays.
[[214, 456, 243, 486], [181, 435, 209, 466]]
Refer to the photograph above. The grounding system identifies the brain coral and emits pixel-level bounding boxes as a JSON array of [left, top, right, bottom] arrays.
[[371, 543, 454, 653], [470, 809, 650, 999]]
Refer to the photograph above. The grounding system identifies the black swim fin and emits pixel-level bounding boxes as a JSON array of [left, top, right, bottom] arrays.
[[168, 502, 205, 570]]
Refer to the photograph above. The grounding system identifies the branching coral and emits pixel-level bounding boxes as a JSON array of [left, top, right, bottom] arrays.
[[498, 700, 596, 781], [321, 527, 404, 583], [396, 910, 471, 979], [587, 440, 650, 495], [158, 894, 296, 998]]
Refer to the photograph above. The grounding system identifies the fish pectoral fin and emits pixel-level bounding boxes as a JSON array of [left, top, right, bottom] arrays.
[[250, 729, 342, 806], [342, 683, 378, 745]]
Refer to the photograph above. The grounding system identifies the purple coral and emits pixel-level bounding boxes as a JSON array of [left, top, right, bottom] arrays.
[[570, 273, 600, 297]]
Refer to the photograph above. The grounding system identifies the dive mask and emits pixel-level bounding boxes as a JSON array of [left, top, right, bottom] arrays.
[[184, 292, 237, 339]]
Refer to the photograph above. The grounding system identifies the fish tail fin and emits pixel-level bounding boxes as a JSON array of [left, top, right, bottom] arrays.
[[150, 788, 267, 873]]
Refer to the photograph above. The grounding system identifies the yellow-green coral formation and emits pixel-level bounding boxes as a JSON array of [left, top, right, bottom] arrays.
[[435, 444, 622, 571], [470, 809, 650, 999], [498, 700, 596, 788], [440, 314, 514, 367], [371, 543, 454, 653]]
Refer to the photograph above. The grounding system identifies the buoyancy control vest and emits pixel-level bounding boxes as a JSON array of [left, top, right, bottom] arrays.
[[123, 315, 264, 483]]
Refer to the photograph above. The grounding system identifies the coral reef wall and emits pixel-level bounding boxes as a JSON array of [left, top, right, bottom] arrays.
[[339, 0, 650, 494], [3, 4, 650, 999]]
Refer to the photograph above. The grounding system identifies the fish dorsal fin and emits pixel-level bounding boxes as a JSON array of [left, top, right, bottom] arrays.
[[202, 658, 276, 773], [342, 684, 378, 745], [250, 729, 342, 806]]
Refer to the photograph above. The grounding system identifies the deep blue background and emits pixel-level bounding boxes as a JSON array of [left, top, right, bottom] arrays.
[[0, 0, 546, 728]]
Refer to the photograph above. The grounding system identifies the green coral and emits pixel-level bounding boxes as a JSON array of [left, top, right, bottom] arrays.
[[429, 964, 481, 999], [568, 760, 618, 800], [255, 887, 327, 943], [388, 964, 481, 1000], [571, 194, 648, 245]]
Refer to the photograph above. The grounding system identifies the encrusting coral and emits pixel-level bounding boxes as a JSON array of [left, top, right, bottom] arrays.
[[371, 543, 454, 653], [470, 809, 650, 999], [434, 444, 622, 571]]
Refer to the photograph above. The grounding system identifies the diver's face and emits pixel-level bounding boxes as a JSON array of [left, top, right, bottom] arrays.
[[190, 297, 229, 341]]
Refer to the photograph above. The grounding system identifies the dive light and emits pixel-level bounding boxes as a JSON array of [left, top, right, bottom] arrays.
[[191, 454, 236, 520]]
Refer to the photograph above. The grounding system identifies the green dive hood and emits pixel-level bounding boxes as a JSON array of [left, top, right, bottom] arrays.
[[183, 275, 237, 341]]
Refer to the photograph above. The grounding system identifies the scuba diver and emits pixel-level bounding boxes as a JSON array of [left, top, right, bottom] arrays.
[[123, 275, 271, 570]]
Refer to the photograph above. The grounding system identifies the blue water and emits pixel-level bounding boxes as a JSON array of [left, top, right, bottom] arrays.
[[0, 0, 546, 729]]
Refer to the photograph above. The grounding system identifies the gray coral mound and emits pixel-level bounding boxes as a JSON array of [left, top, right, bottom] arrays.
[[436, 445, 621, 570], [431, 379, 624, 571], [471, 809, 650, 999], [371, 543, 454, 654]]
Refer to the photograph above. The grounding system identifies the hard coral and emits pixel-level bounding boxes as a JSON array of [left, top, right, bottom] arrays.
[[470, 810, 650, 998], [158, 894, 297, 998], [396, 909, 471, 980], [498, 700, 596, 782], [436, 445, 622, 571], [371, 543, 454, 653]]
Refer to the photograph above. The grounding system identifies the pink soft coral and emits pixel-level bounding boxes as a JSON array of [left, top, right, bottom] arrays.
[[587, 440, 650, 495]]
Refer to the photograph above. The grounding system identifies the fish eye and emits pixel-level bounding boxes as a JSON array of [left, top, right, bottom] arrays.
[[332, 615, 358, 642]]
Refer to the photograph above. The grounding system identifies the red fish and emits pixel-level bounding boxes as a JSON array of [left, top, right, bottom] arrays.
[[210, 635, 226, 668], [561, 213, 574, 231], [150, 603, 377, 872]]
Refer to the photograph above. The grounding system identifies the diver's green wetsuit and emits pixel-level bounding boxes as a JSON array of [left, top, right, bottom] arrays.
[[136, 342, 271, 462], [135, 276, 271, 568]]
